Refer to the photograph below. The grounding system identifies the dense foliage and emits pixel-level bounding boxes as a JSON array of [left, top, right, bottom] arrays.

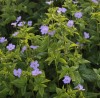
[[0, 0, 100, 98]]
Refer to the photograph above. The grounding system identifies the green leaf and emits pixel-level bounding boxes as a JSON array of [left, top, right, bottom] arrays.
[[79, 66, 97, 82], [59, 58, 67, 64], [56, 88, 62, 94], [28, 2, 37, 8], [41, 79, 50, 83], [39, 87, 44, 97], [11, 77, 27, 88], [21, 86, 26, 96], [26, 27, 34, 32], [59, 66, 69, 80], [48, 82, 56, 92], [73, 71, 84, 83], [86, 92, 100, 98], [45, 57, 54, 65], [69, 43, 77, 48], [0, 88, 9, 98]]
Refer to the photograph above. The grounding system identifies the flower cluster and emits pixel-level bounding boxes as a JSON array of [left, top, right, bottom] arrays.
[[30, 60, 42, 76], [11, 16, 32, 27], [40, 25, 55, 36], [63, 75, 85, 91], [32, 69, 42, 76], [21, 45, 39, 53], [13, 60, 42, 77], [57, 7, 67, 13]]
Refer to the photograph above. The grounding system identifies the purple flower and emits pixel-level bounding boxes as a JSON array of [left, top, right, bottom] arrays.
[[28, 21, 32, 26], [91, 0, 98, 4], [57, 7, 67, 13], [46, 1, 53, 5], [32, 68, 42, 76], [84, 32, 89, 39], [48, 31, 55, 36], [16, 16, 21, 23], [62, 76, 71, 84], [6, 43, 15, 51], [57, 8, 62, 13], [30, 45, 39, 49], [40, 25, 49, 34], [74, 84, 85, 91], [30, 60, 39, 69], [67, 20, 74, 27], [12, 32, 19, 36], [61, 8, 67, 13], [13, 68, 22, 78], [0, 37, 7, 43], [74, 12, 83, 18], [18, 21, 25, 27], [21, 46, 27, 53]]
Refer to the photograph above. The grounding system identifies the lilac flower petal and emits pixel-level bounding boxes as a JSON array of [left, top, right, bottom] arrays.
[[30, 45, 39, 49], [28, 21, 32, 26], [30, 60, 39, 69], [13, 69, 17, 76], [67, 20, 74, 27], [74, 84, 85, 91], [84, 32, 90, 39], [74, 12, 83, 18], [62, 76, 71, 84], [18, 22, 23, 26], [0, 37, 7, 43], [91, 0, 98, 4], [18, 21, 26, 27], [57, 7, 67, 13], [13, 68, 22, 78], [40, 25, 49, 34], [12, 32, 19, 36], [6, 43, 15, 51], [32, 69, 42, 76], [57, 8, 62, 13], [16, 16, 21, 22], [21, 46, 27, 53], [61, 7, 67, 13]]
